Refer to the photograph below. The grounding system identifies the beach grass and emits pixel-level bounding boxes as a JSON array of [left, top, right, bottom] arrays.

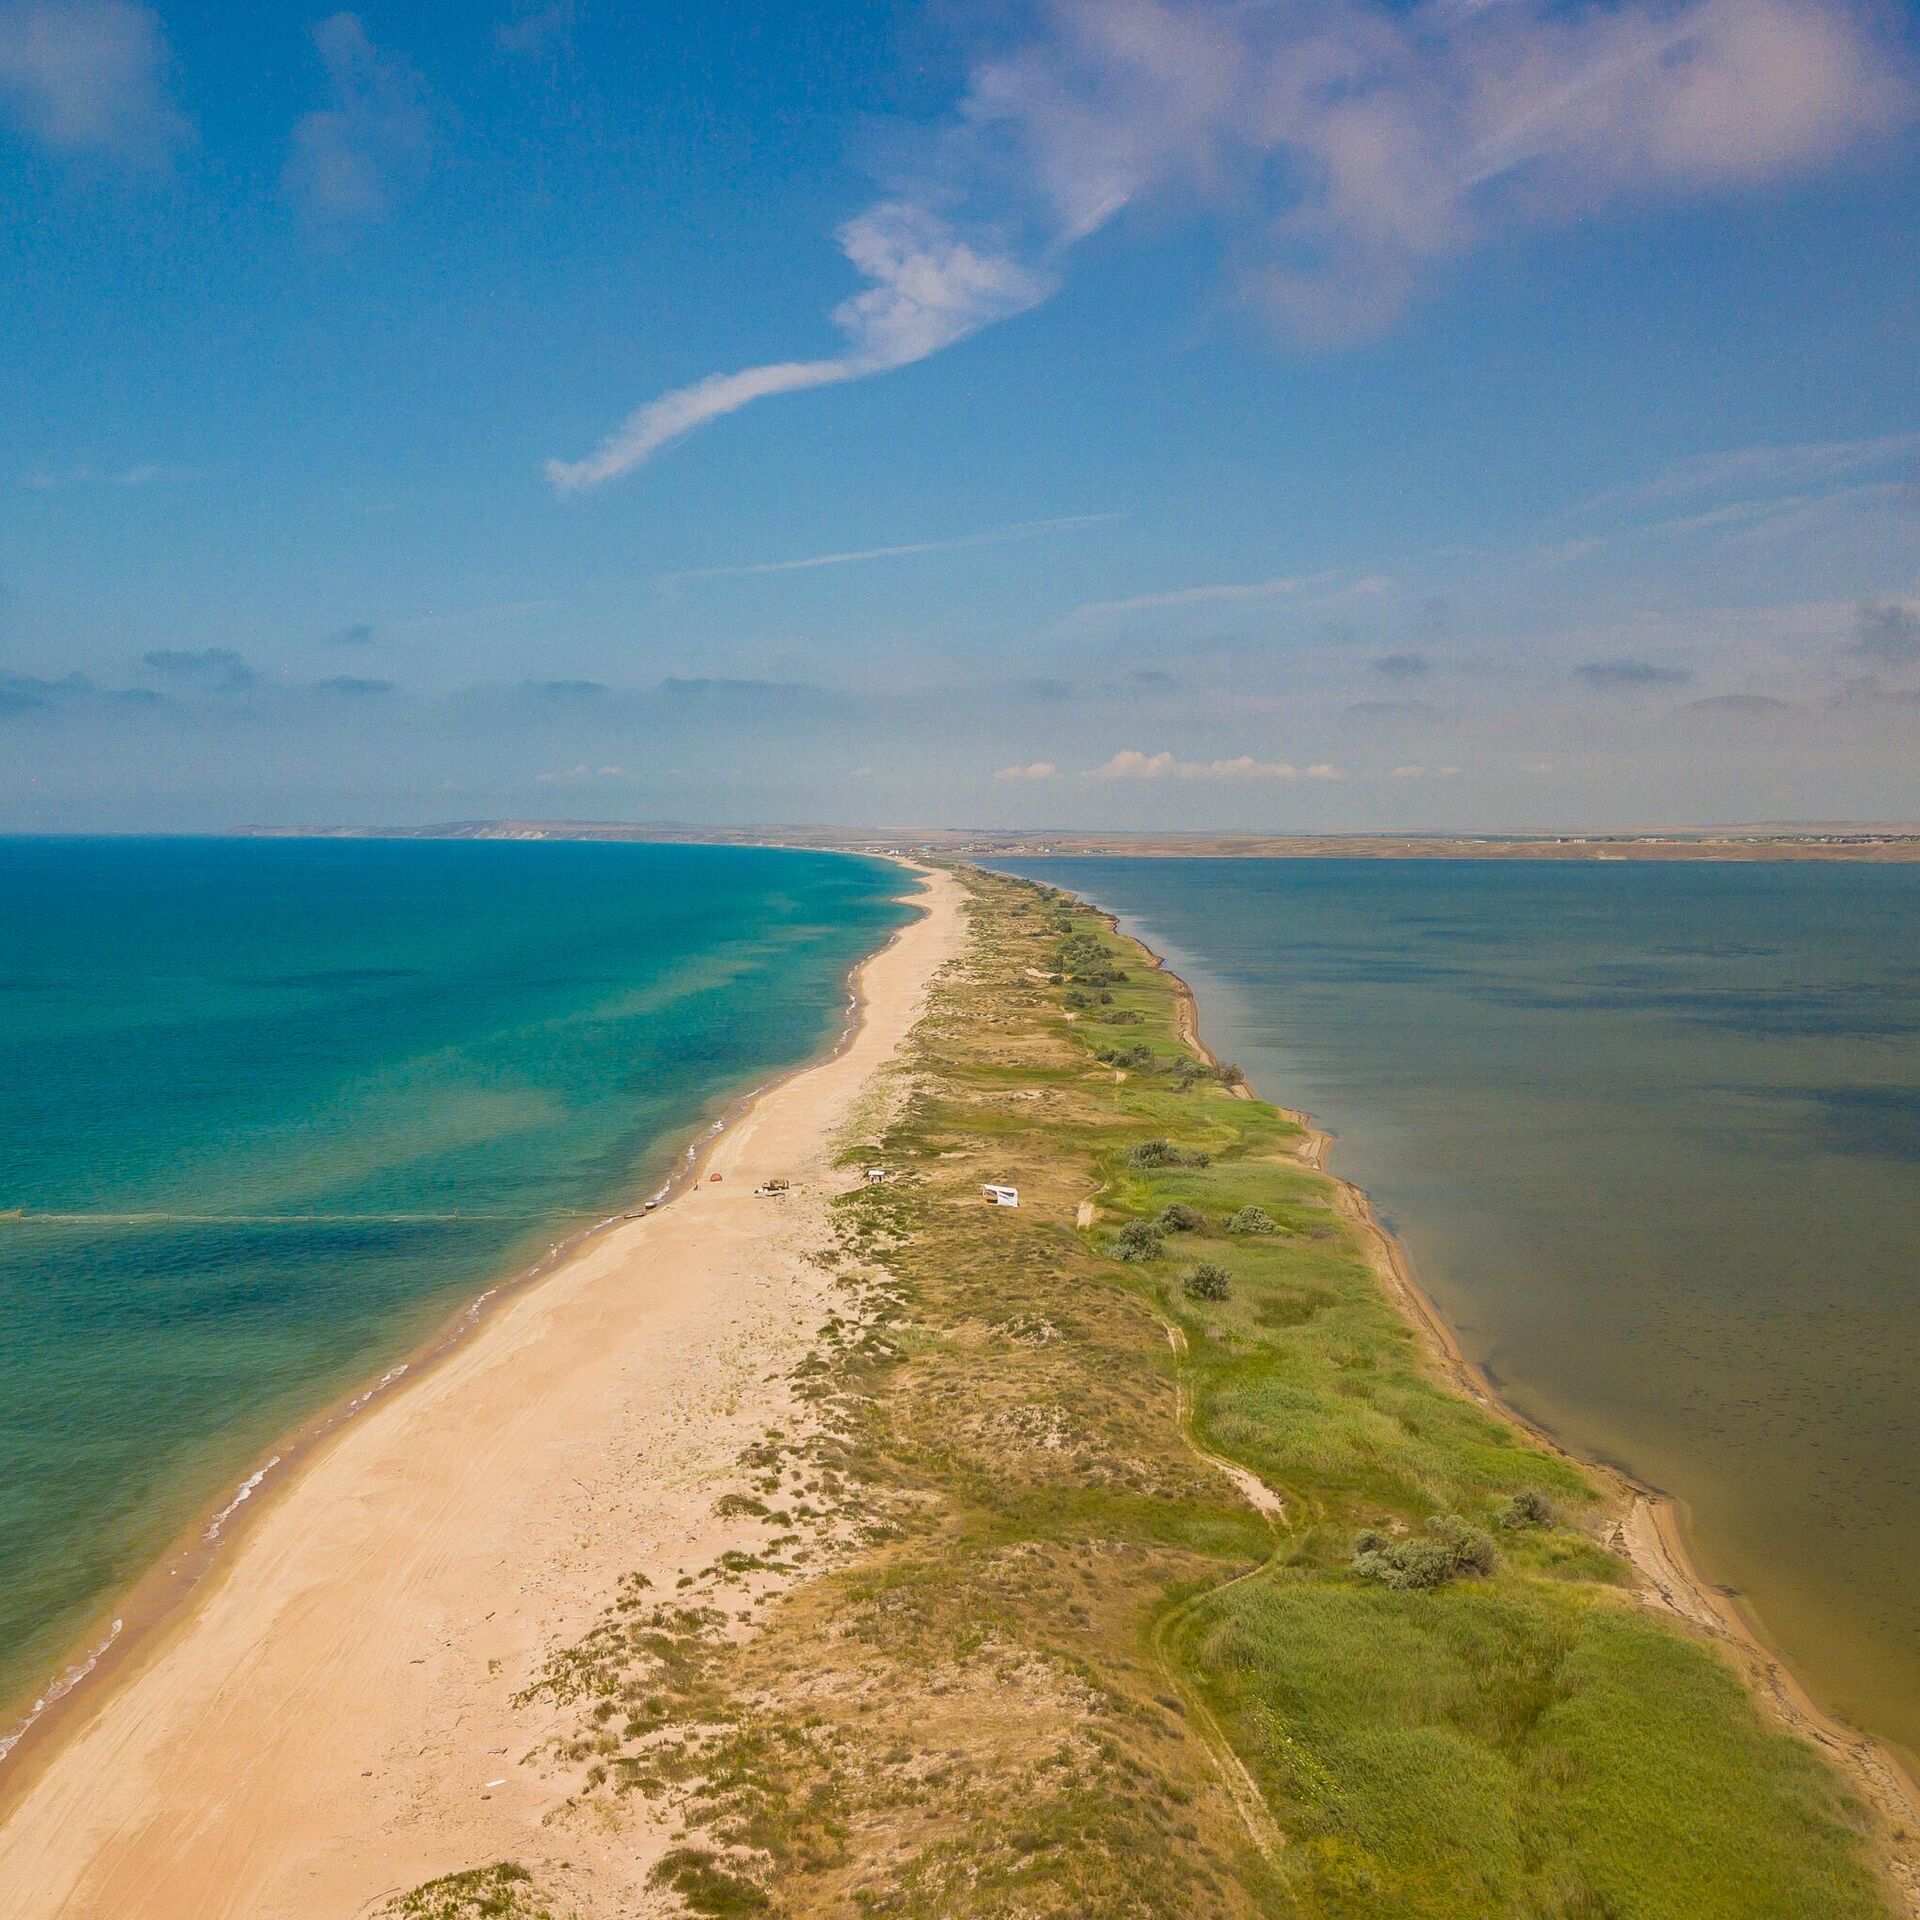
[[487, 865, 1895, 1917]]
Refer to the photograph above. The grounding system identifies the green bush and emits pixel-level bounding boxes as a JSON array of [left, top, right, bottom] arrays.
[[1352, 1515, 1497, 1589], [1112, 1220, 1165, 1262], [1127, 1138, 1212, 1169], [1224, 1205, 1277, 1235], [1183, 1262, 1232, 1301], [1156, 1202, 1206, 1233], [1499, 1488, 1557, 1530]]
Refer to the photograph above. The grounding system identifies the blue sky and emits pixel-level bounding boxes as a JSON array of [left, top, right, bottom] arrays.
[[1, 0, 1916, 831]]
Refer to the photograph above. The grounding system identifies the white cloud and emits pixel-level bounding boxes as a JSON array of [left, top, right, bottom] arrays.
[[673, 512, 1120, 581], [547, 203, 1053, 490], [284, 14, 431, 225], [0, 0, 185, 158], [1088, 749, 1346, 780], [549, 0, 1909, 481], [1389, 763, 1462, 778], [995, 760, 1059, 780], [533, 763, 627, 784]]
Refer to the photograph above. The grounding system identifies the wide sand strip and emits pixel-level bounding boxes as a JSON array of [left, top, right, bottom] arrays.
[[0, 864, 962, 1920]]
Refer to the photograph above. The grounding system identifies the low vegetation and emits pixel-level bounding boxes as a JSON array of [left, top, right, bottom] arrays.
[[403, 866, 1896, 1919]]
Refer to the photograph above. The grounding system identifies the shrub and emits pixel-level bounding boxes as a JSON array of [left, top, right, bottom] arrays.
[[1499, 1488, 1557, 1530], [1156, 1202, 1206, 1233], [1126, 1138, 1212, 1169], [1101, 1008, 1144, 1025], [1064, 987, 1114, 1010], [1351, 1516, 1498, 1589], [1224, 1206, 1277, 1235], [1182, 1262, 1231, 1301], [1217, 1062, 1247, 1087], [1112, 1220, 1165, 1262], [1429, 1514, 1498, 1576], [1352, 1532, 1455, 1590], [1098, 1044, 1157, 1072]]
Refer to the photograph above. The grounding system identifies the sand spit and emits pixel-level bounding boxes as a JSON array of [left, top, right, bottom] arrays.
[[0, 865, 963, 1920]]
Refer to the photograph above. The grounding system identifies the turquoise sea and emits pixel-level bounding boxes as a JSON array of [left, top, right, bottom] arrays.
[[999, 857, 1920, 1764], [0, 836, 911, 1725]]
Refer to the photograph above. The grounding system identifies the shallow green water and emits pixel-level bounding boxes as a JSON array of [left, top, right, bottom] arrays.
[[999, 857, 1920, 1763], [0, 837, 911, 1728]]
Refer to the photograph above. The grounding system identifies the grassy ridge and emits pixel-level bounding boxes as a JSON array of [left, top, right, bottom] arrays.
[[427, 864, 1891, 1919]]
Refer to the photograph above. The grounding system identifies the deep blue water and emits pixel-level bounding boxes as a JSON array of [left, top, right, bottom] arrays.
[[998, 857, 1920, 1762], [0, 836, 911, 1718]]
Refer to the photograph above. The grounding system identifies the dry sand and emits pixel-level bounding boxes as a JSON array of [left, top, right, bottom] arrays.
[[0, 864, 962, 1920]]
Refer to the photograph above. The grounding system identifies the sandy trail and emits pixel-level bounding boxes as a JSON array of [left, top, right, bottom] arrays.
[[0, 865, 961, 1920]]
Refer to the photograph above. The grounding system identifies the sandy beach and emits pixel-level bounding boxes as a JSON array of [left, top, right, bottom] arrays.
[[0, 863, 962, 1919]]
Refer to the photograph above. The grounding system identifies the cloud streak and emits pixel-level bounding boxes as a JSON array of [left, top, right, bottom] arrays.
[[547, 204, 1054, 490], [548, 0, 1909, 485], [672, 512, 1120, 581]]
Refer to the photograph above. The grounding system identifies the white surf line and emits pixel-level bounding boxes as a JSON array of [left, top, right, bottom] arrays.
[[0, 1620, 123, 1766]]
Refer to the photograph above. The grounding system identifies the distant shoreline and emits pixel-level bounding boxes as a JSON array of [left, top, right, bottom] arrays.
[[211, 820, 1920, 862]]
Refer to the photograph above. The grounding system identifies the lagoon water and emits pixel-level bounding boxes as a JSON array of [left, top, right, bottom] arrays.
[[1000, 857, 1920, 1764], [0, 837, 910, 1720]]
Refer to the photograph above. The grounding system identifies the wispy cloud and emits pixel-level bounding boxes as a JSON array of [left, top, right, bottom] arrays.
[[0, 0, 186, 159], [1088, 749, 1346, 781], [1854, 600, 1920, 665], [1070, 574, 1313, 621], [312, 674, 393, 696], [142, 646, 256, 692], [671, 512, 1120, 581], [1574, 657, 1694, 690], [547, 204, 1054, 490], [284, 13, 431, 225], [495, 0, 573, 58], [1577, 432, 1920, 519], [1373, 651, 1433, 678], [22, 459, 195, 490], [995, 760, 1058, 781], [534, 762, 628, 784], [549, 0, 1909, 484]]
